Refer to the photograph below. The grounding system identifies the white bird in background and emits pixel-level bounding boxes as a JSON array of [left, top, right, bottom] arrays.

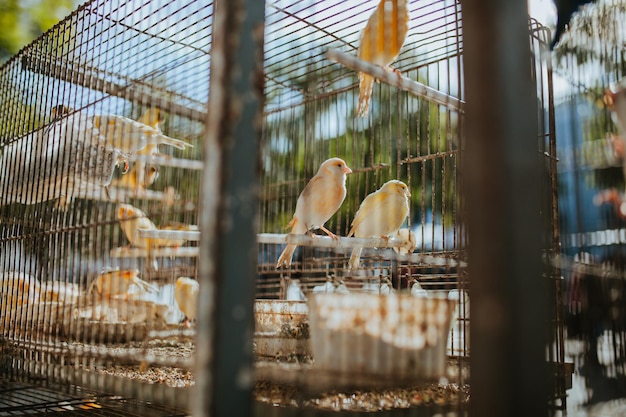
[[276, 157, 352, 268], [174, 277, 199, 326], [347, 180, 411, 269]]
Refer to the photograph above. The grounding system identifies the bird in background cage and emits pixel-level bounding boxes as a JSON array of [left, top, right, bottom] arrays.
[[112, 108, 167, 196], [117, 203, 190, 270], [276, 158, 352, 268], [51, 104, 193, 155], [347, 180, 410, 269], [356, 0, 409, 117], [174, 276, 199, 327], [88, 268, 158, 300]]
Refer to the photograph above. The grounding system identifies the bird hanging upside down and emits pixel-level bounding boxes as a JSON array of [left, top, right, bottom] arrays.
[[356, 0, 409, 117]]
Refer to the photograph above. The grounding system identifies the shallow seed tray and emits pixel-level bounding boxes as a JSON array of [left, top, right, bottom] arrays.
[[308, 293, 457, 381], [254, 300, 311, 358]]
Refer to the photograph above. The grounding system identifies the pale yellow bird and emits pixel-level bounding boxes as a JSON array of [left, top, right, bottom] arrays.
[[90, 113, 193, 154], [117, 204, 191, 270], [276, 158, 352, 268], [174, 277, 199, 326], [111, 164, 160, 195], [88, 268, 157, 300], [356, 0, 409, 117], [347, 180, 411, 269]]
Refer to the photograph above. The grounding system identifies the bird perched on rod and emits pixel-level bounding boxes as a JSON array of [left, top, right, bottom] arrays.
[[174, 277, 199, 327], [347, 180, 410, 269], [117, 203, 190, 270], [356, 0, 409, 117], [276, 158, 352, 268]]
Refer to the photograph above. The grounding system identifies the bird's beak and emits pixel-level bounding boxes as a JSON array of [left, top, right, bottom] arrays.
[[344, 166, 352, 174], [604, 89, 616, 109], [406, 189, 411, 197]]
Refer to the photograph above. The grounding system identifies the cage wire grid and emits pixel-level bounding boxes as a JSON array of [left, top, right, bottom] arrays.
[[0, 0, 568, 413]]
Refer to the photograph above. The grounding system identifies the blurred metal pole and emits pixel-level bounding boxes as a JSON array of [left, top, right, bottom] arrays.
[[460, 1, 548, 417], [195, 0, 264, 416]]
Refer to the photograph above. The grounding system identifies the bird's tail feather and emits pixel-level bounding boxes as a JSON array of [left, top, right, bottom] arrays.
[[276, 244, 297, 268], [159, 134, 194, 150], [348, 247, 362, 270], [357, 73, 374, 117]]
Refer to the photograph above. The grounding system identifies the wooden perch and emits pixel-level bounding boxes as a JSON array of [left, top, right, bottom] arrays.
[[110, 247, 199, 258], [326, 49, 465, 114]]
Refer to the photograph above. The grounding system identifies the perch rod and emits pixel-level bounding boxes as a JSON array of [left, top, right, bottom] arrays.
[[325, 49, 465, 114]]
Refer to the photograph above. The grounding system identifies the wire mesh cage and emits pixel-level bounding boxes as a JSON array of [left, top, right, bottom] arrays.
[[0, 0, 568, 414]]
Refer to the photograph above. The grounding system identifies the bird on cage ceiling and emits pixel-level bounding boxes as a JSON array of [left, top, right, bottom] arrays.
[[356, 0, 409, 117], [276, 157, 352, 268], [347, 180, 410, 270], [174, 276, 199, 327], [550, 0, 597, 49]]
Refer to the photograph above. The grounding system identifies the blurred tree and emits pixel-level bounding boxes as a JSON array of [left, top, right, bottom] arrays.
[[0, 0, 77, 64]]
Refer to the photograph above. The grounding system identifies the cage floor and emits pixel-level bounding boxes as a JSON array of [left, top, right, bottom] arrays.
[[0, 378, 187, 417]]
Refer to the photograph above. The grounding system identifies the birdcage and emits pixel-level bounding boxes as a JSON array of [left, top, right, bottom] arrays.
[[0, 0, 568, 414]]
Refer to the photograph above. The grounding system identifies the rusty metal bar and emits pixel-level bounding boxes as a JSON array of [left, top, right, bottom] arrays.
[[195, 0, 264, 416], [326, 49, 465, 113], [461, 1, 547, 416]]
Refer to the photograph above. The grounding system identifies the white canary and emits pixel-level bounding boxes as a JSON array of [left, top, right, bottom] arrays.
[[348, 180, 410, 269], [174, 277, 199, 326], [276, 158, 352, 268]]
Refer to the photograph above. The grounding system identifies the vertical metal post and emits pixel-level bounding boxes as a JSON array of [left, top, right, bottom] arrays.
[[194, 0, 264, 416], [460, 1, 548, 417]]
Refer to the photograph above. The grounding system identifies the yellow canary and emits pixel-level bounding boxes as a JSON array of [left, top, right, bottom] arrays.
[[347, 180, 410, 269], [88, 268, 157, 299], [117, 203, 158, 249], [112, 164, 160, 194], [356, 0, 409, 117], [276, 158, 352, 268], [174, 277, 199, 326]]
